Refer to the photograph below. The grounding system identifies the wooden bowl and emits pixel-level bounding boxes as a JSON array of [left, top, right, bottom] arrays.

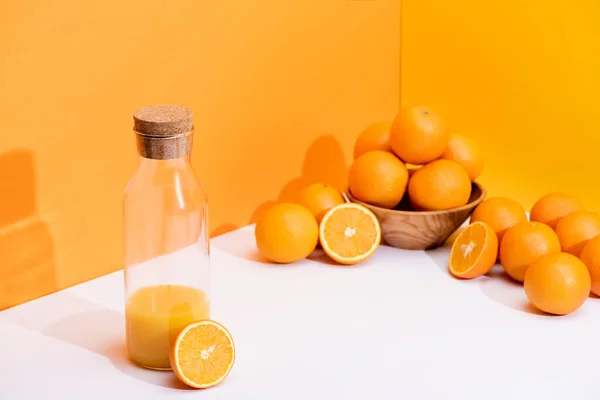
[[346, 182, 486, 250]]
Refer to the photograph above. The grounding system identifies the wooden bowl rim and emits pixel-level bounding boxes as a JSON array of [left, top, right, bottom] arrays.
[[346, 181, 487, 216]]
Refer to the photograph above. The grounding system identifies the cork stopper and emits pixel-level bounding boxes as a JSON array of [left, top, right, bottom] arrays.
[[133, 104, 194, 159]]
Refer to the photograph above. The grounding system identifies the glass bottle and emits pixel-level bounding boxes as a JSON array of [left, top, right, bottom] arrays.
[[123, 104, 210, 370]]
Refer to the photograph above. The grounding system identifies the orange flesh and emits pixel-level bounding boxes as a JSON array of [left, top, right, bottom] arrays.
[[172, 321, 235, 388], [450, 223, 485, 274], [322, 207, 378, 258]]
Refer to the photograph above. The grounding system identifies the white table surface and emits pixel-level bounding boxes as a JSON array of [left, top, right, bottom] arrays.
[[2, 225, 600, 400]]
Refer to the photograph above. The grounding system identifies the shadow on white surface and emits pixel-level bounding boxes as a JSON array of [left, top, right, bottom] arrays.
[[216, 231, 367, 269], [306, 247, 376, 268], [1, 293, 194, 390], [306, 248, 342, 266], [424, 243, 454, 277], [43, 310, 194, 390], [425, 244, 549, 316], [214, 226, 342, 268], [478, 265, 548, 316]]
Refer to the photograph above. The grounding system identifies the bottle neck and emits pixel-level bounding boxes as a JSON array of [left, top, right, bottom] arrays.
[[135, 130, 193, 160], [136, 152, 191, 170]]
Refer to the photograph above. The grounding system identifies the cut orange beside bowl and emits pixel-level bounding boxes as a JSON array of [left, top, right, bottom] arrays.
[[449, 221, 498, 279], [319, 203, 381, 265], [170, 320, 236, 389]]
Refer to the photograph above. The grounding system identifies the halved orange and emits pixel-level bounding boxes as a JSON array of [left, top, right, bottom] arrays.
[[449, 221, 498, 279], [170, 320, 235, 389], [319, 203, 381, 265]]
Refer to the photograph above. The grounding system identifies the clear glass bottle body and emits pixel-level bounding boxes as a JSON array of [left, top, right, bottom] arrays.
[[123, 150, 209, 370]]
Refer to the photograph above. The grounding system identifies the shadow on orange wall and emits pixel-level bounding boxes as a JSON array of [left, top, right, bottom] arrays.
[[249, 135, 349, 224], [0, 150, 57, 310]]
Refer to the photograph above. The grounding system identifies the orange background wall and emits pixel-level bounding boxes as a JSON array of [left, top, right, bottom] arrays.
[[0, 0, 401, 309], [401, 0, 600, 214], [3, 0, 600, 310]]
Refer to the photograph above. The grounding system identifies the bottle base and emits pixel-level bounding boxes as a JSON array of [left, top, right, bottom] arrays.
[[140, 365, 172, 371], [130, 357, 172, 371]]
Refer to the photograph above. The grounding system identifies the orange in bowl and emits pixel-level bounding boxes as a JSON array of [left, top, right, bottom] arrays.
[[408, 159, 471, 211], [440, 134, 484, 181], [390, 105, 448, 165], [348, 150, 408, 209], [353, 121, 393, 159]]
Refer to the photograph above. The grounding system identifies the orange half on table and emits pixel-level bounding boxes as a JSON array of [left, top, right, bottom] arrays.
[[170, 320, 236, 389], [449, 221, 498, 279], [319, 203, 381, 265]]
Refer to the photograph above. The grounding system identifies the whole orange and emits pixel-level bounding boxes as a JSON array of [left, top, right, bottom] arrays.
[[348, 150, 408, 209], [499, 221, 561, 282], [390, 105, 449, 165], [299, 183, 344, 223], [440, 134, 484, 181], [530, 192, 583, 229], [255, 203, 319, 263], [470, 197, 527, 243], [408, 159, 471, 211], [555, 210, 600, 256], [579, 235, 600, 296], [353, 122, 393, 159], [524, 252, 591, 315]]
